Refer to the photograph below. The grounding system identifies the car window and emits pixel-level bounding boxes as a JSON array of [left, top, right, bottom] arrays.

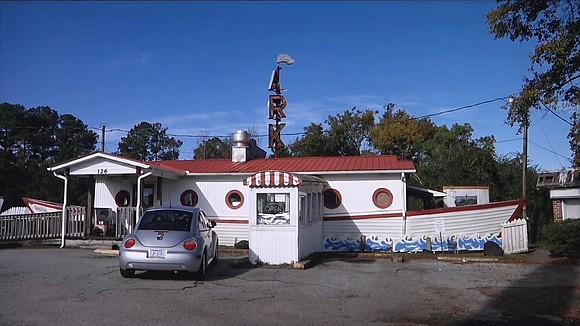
[[198, 213, 205, 231], [139, 210, 192, 231]]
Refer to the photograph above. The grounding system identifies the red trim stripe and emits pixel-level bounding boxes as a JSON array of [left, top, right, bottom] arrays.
[[406, 199, 524, 217], [324, 212, 402, 221], [208, 219, 249, 224]]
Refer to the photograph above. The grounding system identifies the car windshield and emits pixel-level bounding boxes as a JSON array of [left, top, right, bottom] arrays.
[[138, 210, 193, 231]]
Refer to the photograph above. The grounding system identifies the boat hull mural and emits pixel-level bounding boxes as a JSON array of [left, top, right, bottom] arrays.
[[323, 200, 524, 253]]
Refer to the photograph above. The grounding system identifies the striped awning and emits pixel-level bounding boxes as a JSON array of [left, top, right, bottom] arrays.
[[243, 171, 302, 188]]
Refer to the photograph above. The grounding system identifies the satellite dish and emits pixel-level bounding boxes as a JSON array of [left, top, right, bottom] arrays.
[[277, 54, 295, 65]]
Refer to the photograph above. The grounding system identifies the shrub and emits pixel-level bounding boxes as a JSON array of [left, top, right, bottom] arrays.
[[541, 219, 580, 258]]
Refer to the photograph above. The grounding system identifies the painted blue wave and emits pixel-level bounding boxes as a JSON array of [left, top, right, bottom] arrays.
[[393, 235, 430, 253], [366, 237, 393, 251], [458, 234, 502, 251], [324, 236, 361, 251]]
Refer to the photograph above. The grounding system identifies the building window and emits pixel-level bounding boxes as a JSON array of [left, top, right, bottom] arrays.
[[257, 193, 290, 225], [323, 188, 342, 209], [115, 190, 131, 207], [226, 190, 244, 209], [373, 188, 393, 209], [180, 189, 198, 207], [455, 195, 477, 207]]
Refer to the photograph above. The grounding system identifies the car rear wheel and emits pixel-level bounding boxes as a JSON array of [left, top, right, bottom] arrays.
[[120, 268, 135, 278], [195, 252, 207, 280]]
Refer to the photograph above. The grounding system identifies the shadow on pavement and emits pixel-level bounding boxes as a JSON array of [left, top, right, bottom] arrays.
[[130, 256, 252, 281], [459, 261, 579, 325]]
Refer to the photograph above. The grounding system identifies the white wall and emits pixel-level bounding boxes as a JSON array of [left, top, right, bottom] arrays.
[[94, 177, 131, 209], [321, 173, 404, 217], [443, 187, 490, 207], [563, 198, 580, 220]]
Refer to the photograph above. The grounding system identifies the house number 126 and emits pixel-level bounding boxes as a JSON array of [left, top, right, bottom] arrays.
[[97, 169, 108, 174]]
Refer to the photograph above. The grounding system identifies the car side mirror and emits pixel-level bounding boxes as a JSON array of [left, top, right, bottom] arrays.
[[210, 221, 217, 228]]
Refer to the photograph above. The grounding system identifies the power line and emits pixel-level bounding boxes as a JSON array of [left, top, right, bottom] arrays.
[[541, 102, 573, 126], [416, 97, 510, 119], [532, 110, 565, 168], [529, 140, 572, 162]]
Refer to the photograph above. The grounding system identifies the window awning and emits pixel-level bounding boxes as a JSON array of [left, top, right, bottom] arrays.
[[243, 171, 302, 188], [243, 170, 327, 188]]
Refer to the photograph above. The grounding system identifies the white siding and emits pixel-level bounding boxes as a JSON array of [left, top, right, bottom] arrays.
[[212, 222, 249, 246], [299, 221, 323, 259], [94, 177, 132, 209], [71, 157, 137, 176], [249, 226, 297, 264], [322, 174, 404, 216], [406, 203, 520, 236], [324, 217, 404, 237], [443, 187, 490, 207], [164, 176, 250, 219]]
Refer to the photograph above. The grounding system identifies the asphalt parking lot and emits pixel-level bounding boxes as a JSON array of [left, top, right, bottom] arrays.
[[0, 248, 578, 325]]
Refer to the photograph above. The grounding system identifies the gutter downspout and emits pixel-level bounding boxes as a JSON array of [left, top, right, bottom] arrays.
[[136, 171, 153, 220], [401, 172, 408, 235], [53, 171, 68, 248]]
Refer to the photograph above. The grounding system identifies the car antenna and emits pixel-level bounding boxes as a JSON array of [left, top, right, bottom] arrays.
[[168, 189, 172, 208]]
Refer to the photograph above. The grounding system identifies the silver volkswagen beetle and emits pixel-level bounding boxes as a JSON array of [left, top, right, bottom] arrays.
[[119, 206, 218, 279]]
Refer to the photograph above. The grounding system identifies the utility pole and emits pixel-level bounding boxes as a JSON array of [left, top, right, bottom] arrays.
[[522, 108, 529, 219], [101, 125, 106, 153]]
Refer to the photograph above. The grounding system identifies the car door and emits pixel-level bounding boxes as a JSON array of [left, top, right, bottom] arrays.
[[198, 210, 214, 259]]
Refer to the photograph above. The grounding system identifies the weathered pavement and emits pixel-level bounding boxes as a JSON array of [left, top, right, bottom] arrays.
[[0, 248, 578, 325]]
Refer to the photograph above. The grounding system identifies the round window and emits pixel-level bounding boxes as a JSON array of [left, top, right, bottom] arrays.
[[226, 190, 244, 209], [323, 188, 342, 209], [115, 190, 131, 207], [373, 188, 393, 209], [180, 189, 198, 207]]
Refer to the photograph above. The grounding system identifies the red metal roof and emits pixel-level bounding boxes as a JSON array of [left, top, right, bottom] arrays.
[[149, 155, 415, 174]]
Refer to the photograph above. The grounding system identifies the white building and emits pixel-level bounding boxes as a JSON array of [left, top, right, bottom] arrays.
[[48, 132, 524, 263], [538, 169, 580, 221]]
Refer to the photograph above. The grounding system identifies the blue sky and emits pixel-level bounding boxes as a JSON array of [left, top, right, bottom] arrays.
[[0, 1, 573, 171]]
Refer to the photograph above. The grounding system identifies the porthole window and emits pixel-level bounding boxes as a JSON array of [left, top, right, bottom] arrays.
[[226, 190, 244, 209], [323, 188, 342, 209], [373, 188, 393, 209], [115, 190, 131, 207], [180, 189, 198, 207]]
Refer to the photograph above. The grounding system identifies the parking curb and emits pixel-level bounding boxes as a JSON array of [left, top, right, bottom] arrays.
[[94, 249, 119, 255], [437, 256, 499, 263]]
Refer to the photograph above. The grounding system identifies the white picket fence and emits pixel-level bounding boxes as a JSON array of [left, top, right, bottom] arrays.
[[0, 207, 85, 240], [501, 218, 529, 254]]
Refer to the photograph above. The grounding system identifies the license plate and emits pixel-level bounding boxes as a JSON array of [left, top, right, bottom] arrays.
[[148, 249, 167, 259]]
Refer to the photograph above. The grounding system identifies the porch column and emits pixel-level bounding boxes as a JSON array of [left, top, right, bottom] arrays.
[[85, 176, 95, 237], [401, 172, 408, 235], [53, 171, 69, 248]]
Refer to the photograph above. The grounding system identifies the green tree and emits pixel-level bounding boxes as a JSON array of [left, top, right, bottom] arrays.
[[118, 122, 182, 161], [0, 103, 97, 209], [370, 104, 438, 161], [194, 137, 231, 159], [415, 124, 497, 191], [289, 123, 331, 157], [289, 109, 375, 157], [487, 0, 580, 165], [326, 108, 375, 156]]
